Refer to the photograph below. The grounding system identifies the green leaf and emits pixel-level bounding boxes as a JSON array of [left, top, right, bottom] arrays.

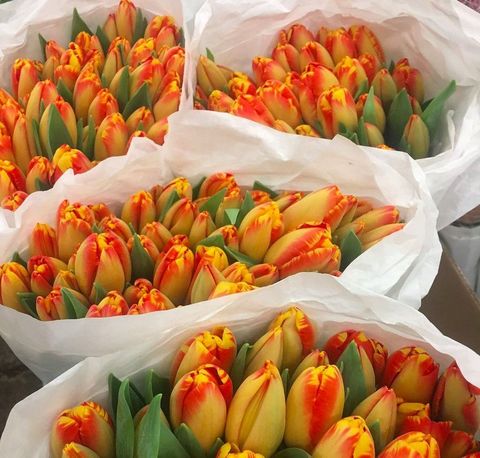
[[354, 79, 369, 101], [398, 136, 412, 156], [133, 8, 147, 44], [281, 368, 289, 394], [31, 119, 44, 157], [155, 414, 190, 458], [11, 252, 27, 269], [123, 83, 151, 120], [61, 288, 88, 319], [313, 120, 325, 138], [129, 381, 146, 417], [175, 423, 206, 458], [91, 223, 102, 234], [199, 188, 227, 220], [75, 118, 84, 149], [253, 180, 279, 198], [178, 27, 185, 48], [421, 98, 433, 112], [192, 176, 206, 200], [235, 191, 255, 228], [421, 80, 456, 140], [33, 178, 50, 191], [369, 419, 383, 453], [195, 234, 225, 250], [339, 230, 362, 271], [357, 116, 369, 146], [84, 115, 96, 161], [223, 208, 240, 226], [93, 282, 108, 303], [145, 370, 170, 414], [207, 439, 224, 458], [116, 380, 135, 458], [158, 191, 180, 222], [135, 394, 163, 458], [272, 449, 312, 458], [38, 34, 48, 61], [386, 89, 413, 148], [56, 79, 73, 107], [349, 132, 359, 144], [362, 86, 377, 127], [46, 104, 74, 159], [71, 8, 93, 42], [230, 342, 251, 391], [131, 234, 155, 281], [109, 373, 122, 417], [206, 48, 215, 62], [17, 292, 39, 319], [224, 246, 257, 267], [95, 25, 110, 54], [116, 66, 130, 112]]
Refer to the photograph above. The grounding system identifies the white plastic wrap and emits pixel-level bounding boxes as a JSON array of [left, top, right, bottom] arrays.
[[184, 0, 480, 230], [1, 273, 479, 457]]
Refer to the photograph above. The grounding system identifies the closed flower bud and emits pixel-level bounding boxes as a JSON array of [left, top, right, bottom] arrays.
[[39, 97, 77, 152], [335, 56, 369, 98], [0, 261, 31, 313], [11, 58, 42, 103], [115, 0, 137, 43], [127, 288, 174, 314], [325, 28, 357, 64], [61, 442, 100, 458], [195, 245, 229, 272], [145, 15, 178, 41], [12, 114, 35, 174], [156, 176, 192, 213], [209, 90, 235, 113], [378, 432, 440, 458], [127, 38, 155, 68], [249, 263, 279, 287], [197, 55, 230, 97], [210, 225, 240, 251], [121, 190, 156, 233], [1, 190, 27, 210], [230, 94, 276, 127], [209, 281, 255, 299], [222, 262, 254, 284], [160, 197, 197, 235], [72, 70, 101, 123], [392, 58, 425, 103], [402, 114, 430, 159], [94, 113, 129, 161], [290, 349, 329, 384], [188, 260, 225, 304], [30, 222, 58, 257], [189, 211, 216, 246], [396, 400, 431, 435], [147, 118, 169, 145], [123, 278, 152, 306], [51, 145, 93, 183], [349, 25, 385, 63], [85, 291, 128, 318], [252, 56, 287, 86], [356, 93, 386, 133], [28, 255, 67, 297], [216, 443, 264, 458], [153, 80, 181, 120], [0, 160, 26, 202], [102, 38, 130, 87], [228, 75, 257, 98], [141, 221, 172, 251], [129, 57, 164, 101], [272, 43, 301, 73], [442, 430, 477, 458], [53, 270, 79, 290], [299, 41, 334, 71], [36, 286, 88, 321], [372, 69, 397, 111], [358, 53, 381, 83], [282, 24, 315, 51]]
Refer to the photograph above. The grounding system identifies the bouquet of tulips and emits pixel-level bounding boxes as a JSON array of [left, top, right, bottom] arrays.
[[195, 22, 455, 160], [0, 0, 184, 210], [0, 172, 404, 319], [46, 307, 480, 458]]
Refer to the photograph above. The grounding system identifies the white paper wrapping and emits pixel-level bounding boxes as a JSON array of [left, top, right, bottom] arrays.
[[184, 0, 480, 230], [1, 273, 479, 457]]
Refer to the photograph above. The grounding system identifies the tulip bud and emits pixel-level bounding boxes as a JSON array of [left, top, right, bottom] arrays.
[[299, 41, 334, 71], [383, 346, 440, 403], [371, 69, 397, 111], [146, 117, 168, 145], [11, 58, 42, 103], [153, 244, 194, 305], [61, 442, 100, 458], [197, 55, 230, 97], [206, 225, 238, 252], [228, 76, 257, 99], [129, 57, 164, 101], [230, 94, 276, 127], [195, 245, 229, 273], [170, 364, 233, 452], [122, 278, 152, 306], [399, 415, 451, 450], [72, 70, 102, 123], [432, 362, 480, 434], [29, 223, 57, 258], [127, 288, 175, 314], [140, 221, 172, 252], [335, 56, 369, 98], [50, 401, 114, 458], [53, 270, 79, 291], [0, 160, 26, 201], [75, 232, 131, 301], [208, 90, 235, 113], [153, 80, 181, 120], [94, 112, 129, 161], [290, 349, 329, 384], [272, 44, 301, 73], [209, 281, 255, 299], [226, 360, 285, 457], [27, 255, 67, 297], [252, 56, 287, 86], [120, 190, 156, 233], [312, 416, 375, 458], [392, 58, 425, 103], [285, 364, 344, 452], [154, 24, 180, 50], [350, 205, 400, 234], [188, 211, 216, 246], [127, 233, 160, 267], [25, 156, 52, 194], [162, 47, 185, 78], [0, 261, 31, 313], [45, 40, 65, 61], [12, 114, 35, 174], [358, 53, 381, 84], [145, 15, 178, 41], [325, 28, 357, 64], [51, 145, 93, 183], [187, 260, 225, 304], [317, 85, 358, 138], [127, 38, 155, 68], [102, 13, 118, 42], [216, 443, 264, 458], [36, 286, 88, 321], [222, 262, 254, 284], [160, 197, 197, 236], [246, 263, 278, 288], [1, 190, 27, 210], [114, 0, 137, 43], [85, 291, 128, 318], [442, 430, 477, 458], [378, 432, 440, 458], [349, 25, 385, 64], [199, 174, 238, 199], [238, 202, 283, 262], [0, 98, 22, 136], [125, 106, 154, 134], [402, 114, 430, 159], [356, 93, 386, 133], [156, 176, 193, 213]]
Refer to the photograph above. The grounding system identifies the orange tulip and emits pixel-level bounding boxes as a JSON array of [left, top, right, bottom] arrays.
[[392, 58, 425, 103], [335, 56, 369, 98], [281, 24, 315, 51], [0, 160, 26, 201], [153, 79, 181, 120], [299, 41, 334, 71], [252, 56, 287, 85], [85, 291, 128, 318], [11, 58, 42, 103], [209, 281, 255, 299], [0, 261, 31, 313], [1, 190, 27, 210], [372, 68, 397, 111], [349, 25, 385, 63], [216, 443, 264, 458], [378, 432, 440, 458], [290, 349, 329, 384], [50, 145, 93, 183], [123, 278, 152, 306], [129, 57, 164, 101], [26, 156, 52, 194], [27, 255, 67, 297], [127, 288, 174, 314], [94, 112, 129, 161], [325, 28, 357, 64], [120, 190, 156, 233], [230, 94, 275, 127]]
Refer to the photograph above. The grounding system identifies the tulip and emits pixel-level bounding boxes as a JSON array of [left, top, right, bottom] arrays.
[[0, 160, 26, 201], [228, 75, 257, 98], [147, 118, 169, 145], [53, 271, 80, 291], [358, 223, 406, 251], [285, 364, 344, 452], [125, 107, 154, 134], [358, 53, 381, 84], [264, 223, 341, 278], [12, 114, 35, 174], [198, 172, 238, 199], [114, 0, 137, 43], [0, 261, 30, 313], [442, 430, 477, 458], [61, 442, 100, 458], [396, 400, 431, 434], [349, 25, 385, 63], [129, 57, 164, 101], [349, 205, 400, 234], [1, 190, 27, 210], [0, 124, 14, 165], [160, 197, 197, 236], [282, 24, 315, 51], [399, 416, 451, 450], [252, 56, 287, 86], [392, 58, 425, 103], [207, 226, 238, 251], [102, 13, 118, 42], [271, 120, 294, 134], [30, 223, 58, 257], [50, 401, 114, 458], [356, 93, 386, 133], [94, 112, 129, 161], [301, 63, 340, 99], [189, 211, 216, 246], [290, 349, 329, 384], [153, 244, 194, 305], [312, 416, 375, 458], [402, 114, 430, 159], [171, 364, 233, 452], [216, 443, 264, 458], [97, 216, 132, 243], [249, 263, 279, 287], [27, 255, 67, 297], [195, 245, 229, 272], [0, 97, 22, 136], [11, 58, 41, 103], [141, 221, 173, 252], [85, 291, 129, 318], [74, 232, 131, 301], [383, 346, 440, 403], [230, 94, 275, 127], [208, 90, 235, 113], [272, 43, 301, 73], [432, 362, 480, 434], [299, 41, 334, 71], [127, 37, 155, 68], [378, 432, 440, 458], [238, 201, 283, 262], [209, 281, 255, 299], [121, 190, 156, 233], [51, 145, 93, 183], [156, 176, 192, 213], [162, 47, 185, 76], [45, 40, 65, 61], [36, 286, 88, 321], [127, 233, 160, 265], [335, 56, 369, 98], [352, 387, 397, 451], [222, 262, 254, 284], [371, 69, 397, 111], [226, 360, 285, 457], [197, 55, 230, 97], [154, 25, 180, 51], [123, 278, 152, 306], [153, 80, 181, 120], [188, 260, 225, 304], [57, 200, 95, 262], [127, 288, 175, 314], [55, 62, 81, 93], [72, 70, 102, 123], [323, 194, 358, 232], [145, 15, 178, 40], [101, 38, 129, 87], [317, 85, 358, 138], [325, 28, 357, 64]]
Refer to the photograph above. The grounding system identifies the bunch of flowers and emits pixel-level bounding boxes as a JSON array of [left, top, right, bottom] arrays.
[[0, 172, 404, 319], [195, 23, 455, 159], [49, 307, 480, 458], [0, 0, 184, 210]]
